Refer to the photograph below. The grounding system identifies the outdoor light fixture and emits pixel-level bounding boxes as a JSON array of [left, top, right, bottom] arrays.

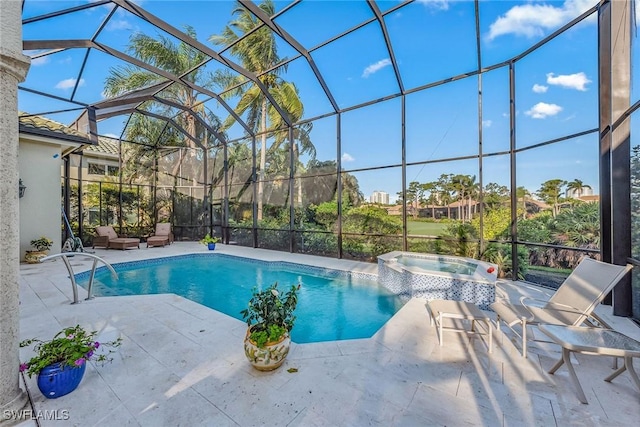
[[18, 179, 26, 198]]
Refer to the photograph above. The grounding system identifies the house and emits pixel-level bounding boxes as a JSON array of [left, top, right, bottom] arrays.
[[18, 113, 92, 260]]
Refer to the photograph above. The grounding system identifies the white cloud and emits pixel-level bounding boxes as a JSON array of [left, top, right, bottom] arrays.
[[532, 84, 548, 93], [342, 153, 355, 162], [525, 102, 563, 119], [362, 59, 391, 78], [55, 78, 85, 90], [546, 72, 591, 91], [30, 56, 49, 66], [487, 0, 594, 40], [482, 120, 492, 128], [106, 19, 133, 31], [416, 0, 449, 11]]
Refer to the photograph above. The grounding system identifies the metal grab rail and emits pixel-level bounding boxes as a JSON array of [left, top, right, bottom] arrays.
[[39, 253, 118, 304]]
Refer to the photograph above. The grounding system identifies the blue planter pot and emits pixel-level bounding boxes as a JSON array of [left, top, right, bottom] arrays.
[[37, 362, 86, 399], [208, 243, 216, 250]]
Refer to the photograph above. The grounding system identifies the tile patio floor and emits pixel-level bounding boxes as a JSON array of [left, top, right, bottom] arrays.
[[16, 243, 640, 426]]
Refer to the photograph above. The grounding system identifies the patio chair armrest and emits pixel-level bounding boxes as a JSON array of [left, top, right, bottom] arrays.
[[518, 296, 549, 309], [92, 235, 109, 248], [520, 297, 582, 314]]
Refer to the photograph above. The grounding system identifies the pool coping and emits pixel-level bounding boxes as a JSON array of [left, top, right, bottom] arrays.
[[75, 252, 380, 284]]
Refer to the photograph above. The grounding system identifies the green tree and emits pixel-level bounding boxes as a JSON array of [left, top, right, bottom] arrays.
[[536, 179, 566, 217], [483, 182, 509, 212], [515, 186, 531, 220], [553, 202, 600, 249], [406, 181, 424, 219], [210, 0, 311, 221], [421, 181, 438, 218], [632, 146, 640, 258], [104, 27, 219, 166], [436, 174, 455, 219], [471, 206, 510, 241]]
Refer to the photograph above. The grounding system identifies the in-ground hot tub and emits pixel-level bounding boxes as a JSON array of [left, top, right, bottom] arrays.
[[377, 251, 498, 310]]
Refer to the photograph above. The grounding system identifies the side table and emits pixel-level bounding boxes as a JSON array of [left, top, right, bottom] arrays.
[[538, 324, 640, 404]]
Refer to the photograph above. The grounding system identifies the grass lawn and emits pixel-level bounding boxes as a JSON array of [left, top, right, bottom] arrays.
[[407, 220, 448, 236]]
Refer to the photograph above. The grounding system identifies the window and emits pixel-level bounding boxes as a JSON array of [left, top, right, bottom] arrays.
[[107, 165, 119, 176], [88, 163, 105, 175]]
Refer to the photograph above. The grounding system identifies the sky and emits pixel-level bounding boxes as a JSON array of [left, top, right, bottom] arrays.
[[19, 0, 640, 203]]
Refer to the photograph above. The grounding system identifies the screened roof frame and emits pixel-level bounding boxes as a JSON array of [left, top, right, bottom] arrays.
[[19, 0, 602, 151], [20, 0, 419, 150]]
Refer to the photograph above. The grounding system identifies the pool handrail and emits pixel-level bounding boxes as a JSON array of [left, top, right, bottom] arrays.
[[39, 253, 118, 304]]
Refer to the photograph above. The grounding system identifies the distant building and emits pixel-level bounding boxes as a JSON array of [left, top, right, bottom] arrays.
[[566, 187, 594, 199], [370, 190, 389, 205]]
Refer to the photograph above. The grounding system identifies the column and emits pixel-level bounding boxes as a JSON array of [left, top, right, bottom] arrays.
[[0, 0, 31, 420]]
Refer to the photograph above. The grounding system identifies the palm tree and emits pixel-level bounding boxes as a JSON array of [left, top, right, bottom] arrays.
[[516, 186, 531, 220], [210, 0, 312, 220], [422, 182, 438, 218], [104, 27, 220, 181], [566, 179, 592, 198], [436, 174, 454, 219], [406, 181, 424, 219]]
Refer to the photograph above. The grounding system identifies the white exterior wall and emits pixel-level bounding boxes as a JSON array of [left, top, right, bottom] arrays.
[[18, 139, 62, 260]]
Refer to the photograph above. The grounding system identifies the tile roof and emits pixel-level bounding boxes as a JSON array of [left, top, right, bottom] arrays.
[[18, 112, 92, 145], [85, 136, 120, 156]]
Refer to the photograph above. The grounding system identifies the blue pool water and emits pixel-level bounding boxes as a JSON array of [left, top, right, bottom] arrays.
[[396, 255, 477, 275], [79, 254, 405, 343]]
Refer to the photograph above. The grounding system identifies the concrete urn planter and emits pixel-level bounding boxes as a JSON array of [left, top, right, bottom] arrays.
[[243, 327, 291, 371]]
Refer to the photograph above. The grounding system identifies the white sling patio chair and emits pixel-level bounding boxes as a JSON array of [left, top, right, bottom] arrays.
[[491, 257, 631, 357]]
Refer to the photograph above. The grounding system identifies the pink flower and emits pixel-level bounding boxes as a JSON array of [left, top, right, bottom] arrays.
[[86, 350, 94, 358], [19, 363, 28, 372], [74, 358, 85, 366], [66, 334, 75, 340]]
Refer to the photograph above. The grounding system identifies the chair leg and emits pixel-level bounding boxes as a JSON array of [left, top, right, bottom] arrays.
[[521, 318, 527, 358], [561, 348, 588, 404], [605, 356, 640, 392]]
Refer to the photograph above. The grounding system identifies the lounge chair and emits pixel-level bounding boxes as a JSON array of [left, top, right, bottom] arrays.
[[491, 257, 631, 357], [146, 223, 173, 248], [93, 226, 140, 250]]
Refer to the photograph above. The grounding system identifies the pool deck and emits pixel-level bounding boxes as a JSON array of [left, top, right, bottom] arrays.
[[16, 243, 640, 426]]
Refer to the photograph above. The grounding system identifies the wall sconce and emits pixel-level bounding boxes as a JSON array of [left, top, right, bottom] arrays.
[[18, 179, 26, 198]]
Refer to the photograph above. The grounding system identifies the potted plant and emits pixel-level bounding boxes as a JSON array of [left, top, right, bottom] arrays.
[[19, 325, 122, 399], [241, 282, 299, 371], [25, 236, 53, 264], [199, 233, 219, 250]]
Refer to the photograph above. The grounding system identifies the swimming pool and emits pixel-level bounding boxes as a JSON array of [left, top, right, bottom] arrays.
[[77, 254, 404, 344]]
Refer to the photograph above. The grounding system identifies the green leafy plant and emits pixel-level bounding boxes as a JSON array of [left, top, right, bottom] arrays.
[[19, 325, 122, 377], [199, 233, 219, 245], [30, 236, 53, 252], [240, 282, 299, 348]]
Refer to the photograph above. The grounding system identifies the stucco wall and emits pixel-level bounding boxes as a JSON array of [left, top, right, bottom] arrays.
[[18, 140, 62, 260]]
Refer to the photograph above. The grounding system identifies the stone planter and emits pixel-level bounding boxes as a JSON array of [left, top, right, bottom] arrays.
[[243, 327, 291, 371]]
